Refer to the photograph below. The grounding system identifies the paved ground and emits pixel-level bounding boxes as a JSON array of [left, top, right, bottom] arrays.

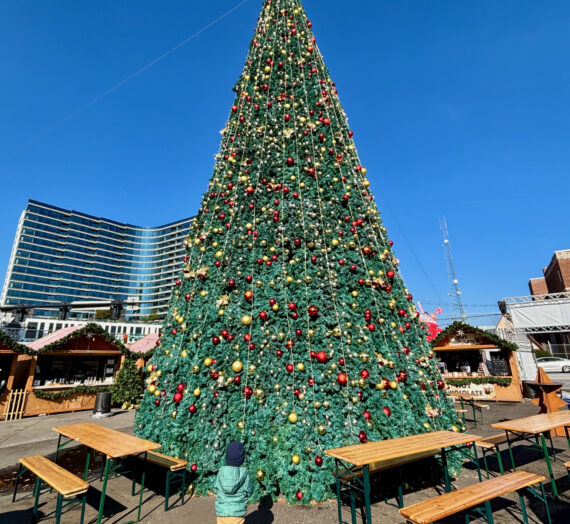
[[549, 373, 570, 395], [0, 402, 569, 523]]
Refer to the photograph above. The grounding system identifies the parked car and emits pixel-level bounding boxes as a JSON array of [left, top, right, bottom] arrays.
[[536, 356, 570, 373]]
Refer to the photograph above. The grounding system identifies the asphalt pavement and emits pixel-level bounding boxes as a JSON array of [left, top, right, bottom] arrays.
[[549, 372, 570, 395]]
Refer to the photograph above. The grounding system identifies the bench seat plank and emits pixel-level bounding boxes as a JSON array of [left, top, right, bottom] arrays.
[[475, 432, 517, 449], [19, 456, 88, 498], [147, 451, 188, 471], [399, 470, 545, 524]]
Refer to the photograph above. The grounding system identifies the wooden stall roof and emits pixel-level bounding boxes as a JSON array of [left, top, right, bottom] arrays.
[[25, 323, 126, 355], [431, 321, 518, 352], [128, 333, 160, 355]]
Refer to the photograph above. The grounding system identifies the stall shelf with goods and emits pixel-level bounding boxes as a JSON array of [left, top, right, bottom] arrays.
[[432, 322, 523, 402]]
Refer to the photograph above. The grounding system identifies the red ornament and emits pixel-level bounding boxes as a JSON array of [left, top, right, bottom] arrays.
[[360, 369, 369, 379], [367, 323, 376, 332], [188, 404, 197, 414], [244, 290, 253, 301], [386, 270, 395, 279], [437, 379, 445, 390], [243, 386, 253, 399], [383, 406, 392, 417], [316, 351, 328, 363], [173, 392, 183, 403], [284, 113, 291, 122], [337, 373, 348, 386], [190, 464, 197, 472], [359, 431, 368, 443], [296, 491, 303, 501], [234, 375, 241, 385], [154, 399, 160, 406], [308, 305, 319, 318], [288, 302, 297, 311], [286, 157, 294, 166], [286, 363, 294, 373], [177, 383, 185, 392], [184, 294, 190, 301], [259, 311, 268, 321], [363, 410, 371, 421], [212, 336, 220, 345], [315, 456, 323, 467]]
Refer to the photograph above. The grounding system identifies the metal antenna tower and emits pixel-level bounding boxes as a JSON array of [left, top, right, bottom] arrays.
[[441, 218, 467, 322]]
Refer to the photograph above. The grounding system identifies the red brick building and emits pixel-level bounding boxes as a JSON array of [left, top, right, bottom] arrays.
[[528, 249, 570, 296]]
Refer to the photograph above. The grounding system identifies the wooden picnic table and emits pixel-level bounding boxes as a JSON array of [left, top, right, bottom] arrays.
[[492, 411, 570, 498], [325, 430, 482, 524], [53, 423, 161, 524]]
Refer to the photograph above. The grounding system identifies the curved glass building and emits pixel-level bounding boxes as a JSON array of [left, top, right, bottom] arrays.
[[1, 200, 193, 320]]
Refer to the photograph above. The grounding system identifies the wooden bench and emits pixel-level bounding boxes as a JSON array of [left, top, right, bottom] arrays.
[[133, 450, 188, 511], [565, 460, 570, 481], [399, 470, 550, 524], [455, 397, 489, 426], [13, 455, 88, 524], [475, 432, 518, 477]]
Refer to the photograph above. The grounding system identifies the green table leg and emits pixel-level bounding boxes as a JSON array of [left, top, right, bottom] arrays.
[[482, 450, 491, 479], [137, 452, 147, 521], [441, 448, 451, 492], [334, 460, 342, 524], [12, 463, 22, 502], [564, 425, 570, 450], [97, 456, 111, 524], [84, 449, 91, 481], [55, 434, 62, 464], [363, 464, 372, 524], [495, 446, 505, 475], [55, 493, 63, 524], [484, 500, 494, 524], [540, 482, 552, 524], [518, 492, 528, 524], [540, 432, 558, 498], [33, 476, 41, 519], [505, 431, 516, 471]]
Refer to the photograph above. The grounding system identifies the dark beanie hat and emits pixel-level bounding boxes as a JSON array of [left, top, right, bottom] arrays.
[[226, 441, 245, 467]]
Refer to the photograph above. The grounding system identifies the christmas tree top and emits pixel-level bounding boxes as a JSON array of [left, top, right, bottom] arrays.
[[135, 0, 458, 503]]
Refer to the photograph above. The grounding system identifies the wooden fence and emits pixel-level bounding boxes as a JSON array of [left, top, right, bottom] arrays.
[[3, 389, 28, 420]]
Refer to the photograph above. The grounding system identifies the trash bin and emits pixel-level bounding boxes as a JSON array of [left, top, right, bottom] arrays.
[[92, 391, 112, 417], [522, 381, 536, 400]]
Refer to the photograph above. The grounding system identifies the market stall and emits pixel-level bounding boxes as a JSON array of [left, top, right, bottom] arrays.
[[432, 322, 523, 402], [8, 324, 129, 416]]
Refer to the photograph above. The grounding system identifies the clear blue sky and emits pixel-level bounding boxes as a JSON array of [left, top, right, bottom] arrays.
[[1, 0, 569, 324]]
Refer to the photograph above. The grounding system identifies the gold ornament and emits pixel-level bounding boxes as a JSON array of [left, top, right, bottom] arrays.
[[147, 385, 157, 394], [288, 412, 298, 424], [241, 315, 252, 326], [232, 360, 244, 373], [193, 388, 201, 397], [317, 424, 327, 435], [291, 454, 301, 465], [256, 469, 265, 481]]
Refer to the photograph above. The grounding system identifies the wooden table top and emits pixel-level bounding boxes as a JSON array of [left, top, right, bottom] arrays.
[[324, 430, 482, 467], [53, 422, 161, 459], [492, 410, 570, 434]]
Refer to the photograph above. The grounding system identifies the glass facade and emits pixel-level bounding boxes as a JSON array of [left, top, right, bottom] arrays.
[[1, 200, 193, 320]]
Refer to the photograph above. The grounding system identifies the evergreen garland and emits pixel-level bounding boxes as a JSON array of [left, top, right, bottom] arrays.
[[33, 385, 109, 401]]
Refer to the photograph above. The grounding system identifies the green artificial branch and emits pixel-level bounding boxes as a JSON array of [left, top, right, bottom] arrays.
[[33, 384, 109, 401]]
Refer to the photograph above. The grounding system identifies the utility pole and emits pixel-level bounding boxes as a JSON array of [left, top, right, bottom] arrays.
[[441, 217, 467, 322]]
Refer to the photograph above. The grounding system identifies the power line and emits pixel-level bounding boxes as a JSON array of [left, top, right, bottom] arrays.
[[0, 0, 250, 162], [375, 194, 444, 303]]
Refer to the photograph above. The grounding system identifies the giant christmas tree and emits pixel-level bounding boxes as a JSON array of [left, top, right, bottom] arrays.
[[135, 0, 459, 503]]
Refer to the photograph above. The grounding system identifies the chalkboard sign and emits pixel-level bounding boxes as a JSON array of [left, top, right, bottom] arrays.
[[490, 355, 510, 376]]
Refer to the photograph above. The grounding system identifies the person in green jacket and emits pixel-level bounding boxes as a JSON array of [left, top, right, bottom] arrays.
[[214, 441, 254, 524]]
